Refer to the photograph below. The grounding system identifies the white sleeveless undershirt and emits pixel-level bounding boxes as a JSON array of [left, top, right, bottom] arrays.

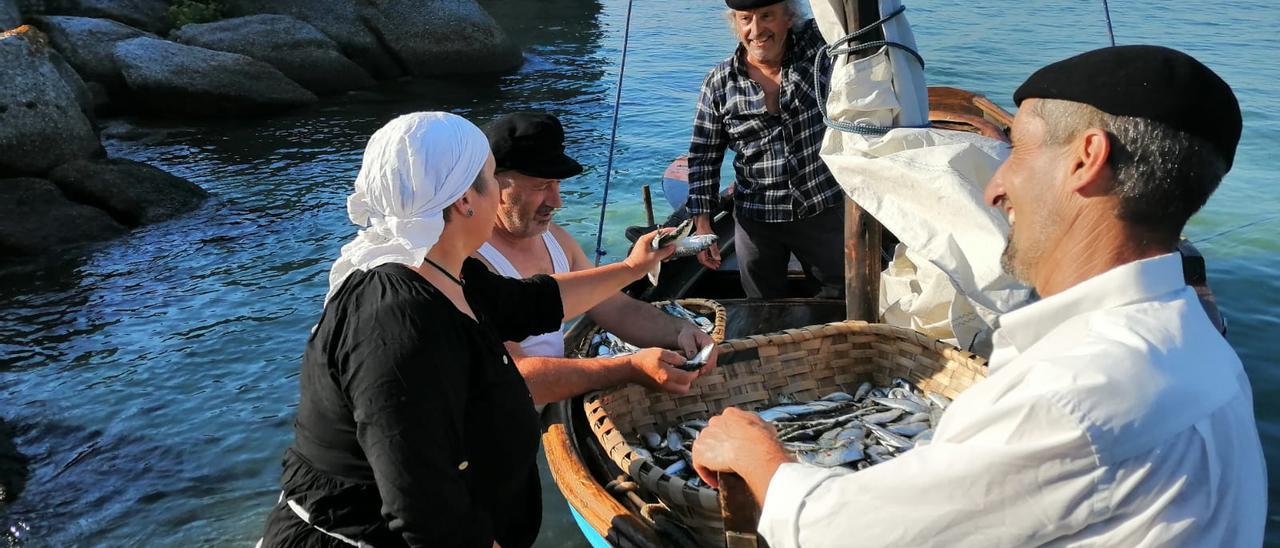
[[476, 231, 571, 358]]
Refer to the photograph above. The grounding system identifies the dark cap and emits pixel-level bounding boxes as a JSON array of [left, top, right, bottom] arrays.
[[725, 0, 784, 9], [483, 112, 583, 179], [1014, 45, 1241, 170]]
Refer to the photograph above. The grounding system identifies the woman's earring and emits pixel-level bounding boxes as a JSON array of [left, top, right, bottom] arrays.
[[465, 208, 475, 217]]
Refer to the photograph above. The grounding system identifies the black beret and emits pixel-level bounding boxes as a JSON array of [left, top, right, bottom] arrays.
[[1014, 45, 1241, 170], [483, 112, 583, 179], [726, 0, 785, 9]]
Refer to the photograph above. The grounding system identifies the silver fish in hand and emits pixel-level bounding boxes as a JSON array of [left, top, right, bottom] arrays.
[[647, 223, 716, 284], [677, 342, 715, 372]]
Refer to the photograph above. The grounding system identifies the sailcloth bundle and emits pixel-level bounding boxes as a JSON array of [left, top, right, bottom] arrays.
[[810, 0, 1032, 354]]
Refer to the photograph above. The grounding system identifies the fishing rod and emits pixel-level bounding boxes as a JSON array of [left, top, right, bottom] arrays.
[[592, 0, 636, 266], [1193, 213, 1280, 245]]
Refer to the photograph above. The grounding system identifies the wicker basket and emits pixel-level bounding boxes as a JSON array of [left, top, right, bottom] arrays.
[[571, 298, 728, 358], [584, 320, 989, 546]]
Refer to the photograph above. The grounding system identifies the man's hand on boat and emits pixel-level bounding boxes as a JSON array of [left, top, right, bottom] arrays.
[[692, 214, 722, 270], [692, 407, 795, 505]]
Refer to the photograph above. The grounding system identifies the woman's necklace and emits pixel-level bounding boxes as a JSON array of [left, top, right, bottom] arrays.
[[422, 257, 464, 287]]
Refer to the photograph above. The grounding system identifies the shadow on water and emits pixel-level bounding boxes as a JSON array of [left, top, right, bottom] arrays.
[[0, 415, 281, 544], [0, 418, 28, 510]]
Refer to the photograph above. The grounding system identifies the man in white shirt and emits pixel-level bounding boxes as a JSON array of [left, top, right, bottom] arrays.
[[478, 112, 719, 410], [691, 45, 1266, 546]]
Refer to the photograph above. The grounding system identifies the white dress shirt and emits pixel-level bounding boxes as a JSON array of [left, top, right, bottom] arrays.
[[758, 253, 1266, 547]]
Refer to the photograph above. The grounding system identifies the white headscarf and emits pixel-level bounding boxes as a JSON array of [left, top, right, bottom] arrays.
[[325, 111, 489, 304]]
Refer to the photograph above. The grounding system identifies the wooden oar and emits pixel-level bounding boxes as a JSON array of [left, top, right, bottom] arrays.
[[719, 472, 767, 548], [716, 0, 882, 543]]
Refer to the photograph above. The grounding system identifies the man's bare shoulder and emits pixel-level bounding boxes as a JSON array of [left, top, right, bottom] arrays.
[[548, 223, 591, 271]]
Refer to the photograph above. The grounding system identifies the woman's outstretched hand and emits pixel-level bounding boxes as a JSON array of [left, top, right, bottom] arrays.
[[623, 228, 677, 278]]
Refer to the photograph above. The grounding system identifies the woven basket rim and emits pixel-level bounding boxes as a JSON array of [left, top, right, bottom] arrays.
[[583, 319, 989, 525], [718, 320, 987, 363], [652, 298, 727, 344]]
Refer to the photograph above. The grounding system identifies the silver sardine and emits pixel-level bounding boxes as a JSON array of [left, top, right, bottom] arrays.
[[866, 423, 914, 449], [926, 392, 952, 409], [887, 422, 930, 437], [862, 409, 904, 425], [821, 391, 855, 402], [664, 459, 688, 476], [671, 234, 718, 258], [666, 428, 682, 451], [905, 412, 932, 424], [807, 441, 865, 467], [868, 397, 929, 415], [642, 431, 662, 449]]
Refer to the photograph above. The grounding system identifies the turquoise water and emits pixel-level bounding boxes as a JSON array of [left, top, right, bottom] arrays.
[[1, 0, 1277, 544]]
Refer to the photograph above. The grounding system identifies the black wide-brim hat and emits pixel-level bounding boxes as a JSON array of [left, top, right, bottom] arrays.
[[483, 112, 584, 179]]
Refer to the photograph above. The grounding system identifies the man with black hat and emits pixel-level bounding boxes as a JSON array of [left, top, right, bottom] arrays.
[[689, 46, 1266, 546], [687, 0, 846, 299], [478, 112, 719, 411]]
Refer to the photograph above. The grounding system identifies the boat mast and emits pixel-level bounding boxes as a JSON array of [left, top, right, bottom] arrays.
[[722, 3, 892, 543], [843, 0, 885, 322]]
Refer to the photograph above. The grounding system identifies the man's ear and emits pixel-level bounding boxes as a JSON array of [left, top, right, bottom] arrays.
[[495, 175, 513, 204], [1069, 128, 1113, 198]]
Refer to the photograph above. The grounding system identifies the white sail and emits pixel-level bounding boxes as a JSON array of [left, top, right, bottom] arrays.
[[810, 0, 1032, 353]]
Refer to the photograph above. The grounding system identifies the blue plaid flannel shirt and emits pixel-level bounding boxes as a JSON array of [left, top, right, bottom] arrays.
[[686, 19, 842, 223]]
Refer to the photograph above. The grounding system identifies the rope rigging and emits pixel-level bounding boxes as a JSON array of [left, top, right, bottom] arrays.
[[1193, 214, 1280, 245], [1100, 0, 1117, 47], [592, 0, 636, 266], [813, 5, 930, 136]]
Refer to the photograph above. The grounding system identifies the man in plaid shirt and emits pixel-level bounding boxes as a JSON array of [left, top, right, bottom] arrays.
[[687, 0, 845, 299]]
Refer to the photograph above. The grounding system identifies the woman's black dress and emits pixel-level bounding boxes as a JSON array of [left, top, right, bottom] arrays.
[[260, 258, 563, 547]]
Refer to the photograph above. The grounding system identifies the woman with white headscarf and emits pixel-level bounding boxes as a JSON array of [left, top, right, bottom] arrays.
[[258, 112, 674, 548]]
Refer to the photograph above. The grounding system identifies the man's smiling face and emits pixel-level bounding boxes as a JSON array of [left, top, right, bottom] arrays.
[[984, 99, 1073, 285], [733, 4, 793, 66]]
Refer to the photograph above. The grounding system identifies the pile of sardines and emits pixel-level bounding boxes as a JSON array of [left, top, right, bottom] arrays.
[[629, 379, 951, 487]]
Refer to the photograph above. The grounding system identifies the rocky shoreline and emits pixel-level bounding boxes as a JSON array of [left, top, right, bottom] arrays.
[[0, 0, 521, 258]]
